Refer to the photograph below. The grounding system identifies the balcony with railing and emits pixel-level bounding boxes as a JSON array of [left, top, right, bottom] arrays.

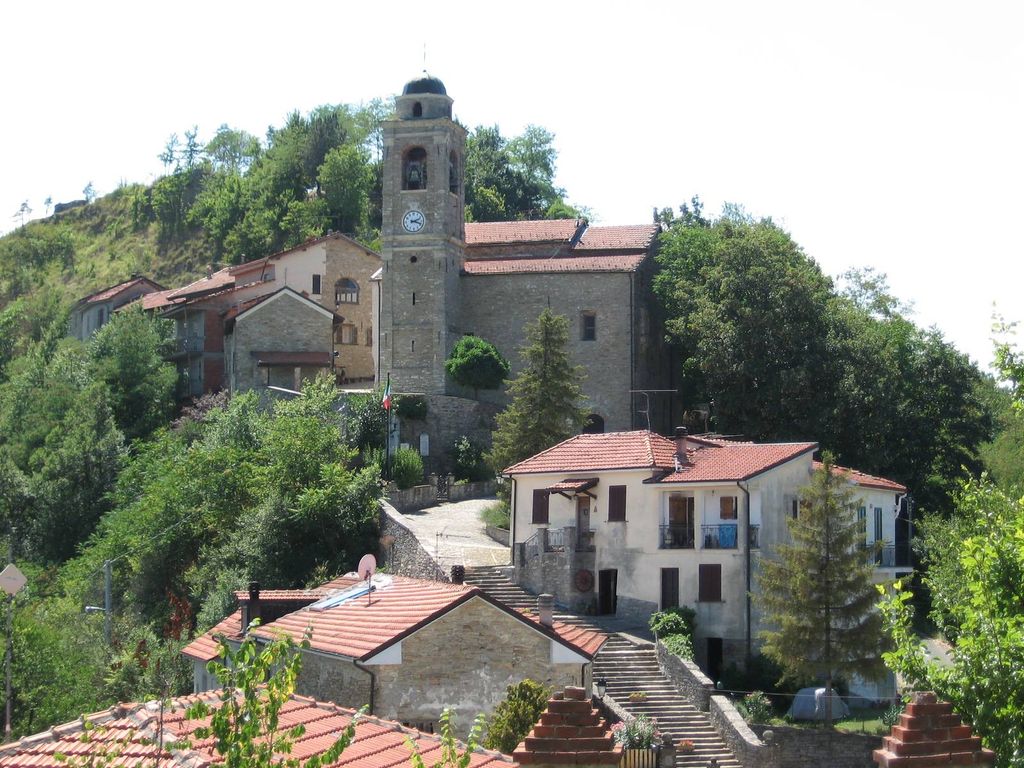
[[659, 525, 695, 549], [171, 336, 205, 356], [701, 524, 739, 549], [863, 542, 912, 568]]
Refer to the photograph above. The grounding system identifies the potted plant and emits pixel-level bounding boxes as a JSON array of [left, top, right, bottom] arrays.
[[678, 739, 694, 754], [628, 691, 648, 703], [613, 715, 661, 768]]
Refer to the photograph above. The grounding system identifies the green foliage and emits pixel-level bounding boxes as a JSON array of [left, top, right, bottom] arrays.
[[445, 336, 510, 393], [450, 435, 491, 483], [741, 692, 773, 724], [660, 634, 694, 660], [484, 679, 550, 753], [319, 144, 373, 236], [756, 454, 886, 722], [611, 715, 661, 749], [395, 394, 428, 421], [341, 388, 387, 451], [487, 308, 586, 472], [653, 207, 991, 516], [479, 500, 510, 530], [391, 447, 424, 490], [719, 654, 803, 699], [407, 709, 485, 768], [88, 305, 176, 441], [881, 702, 904, 728], [648, 606, 696, 638], [187, 630, 359, 768], [880, 478, 1024, 764]]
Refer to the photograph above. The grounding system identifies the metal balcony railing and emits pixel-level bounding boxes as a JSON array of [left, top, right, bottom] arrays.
[[174, 336, 204, 354], [659, 524, 694, 549], [702, 524, 739, 549]]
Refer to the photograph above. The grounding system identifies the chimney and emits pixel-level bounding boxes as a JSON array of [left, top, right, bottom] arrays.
[[873, 691, 995, 767], [538, 594, 554, 627], [244, 581, 261, 631], [450, 565, 465, 584], [206, 264, 214, 278], [512, 685, 621, 768], [674, 426, 691, 466]]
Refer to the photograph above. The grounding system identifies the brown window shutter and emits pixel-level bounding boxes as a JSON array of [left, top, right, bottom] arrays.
[[608, 485, 627, 521], [699, 564, 722, 602], [532, 489, 549, 524]]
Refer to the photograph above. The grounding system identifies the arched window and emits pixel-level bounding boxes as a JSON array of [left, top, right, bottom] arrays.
[[412, 102, 423, 118], [582, 414, 605, 434], [449, 150, 459, 194], [403, 147, 427, 190], [334, 278, 359, 305]]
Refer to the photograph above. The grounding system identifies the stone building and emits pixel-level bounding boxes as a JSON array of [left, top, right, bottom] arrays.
[[378, 74, 676, 439], [183, 574, 606, 734], [68, 275, 165, 340]]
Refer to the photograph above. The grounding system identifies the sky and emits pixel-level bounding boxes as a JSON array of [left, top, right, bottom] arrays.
[[2, 0, 1021, 369]]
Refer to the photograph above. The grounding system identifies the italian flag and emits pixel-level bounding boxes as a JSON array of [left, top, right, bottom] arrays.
[[381, 378, 392, 411]]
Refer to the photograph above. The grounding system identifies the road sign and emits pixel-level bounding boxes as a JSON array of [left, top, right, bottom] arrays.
[[0, 565, 26, 596]]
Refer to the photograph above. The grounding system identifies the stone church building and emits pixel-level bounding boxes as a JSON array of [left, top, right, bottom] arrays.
[[378, 74, 676, 440]]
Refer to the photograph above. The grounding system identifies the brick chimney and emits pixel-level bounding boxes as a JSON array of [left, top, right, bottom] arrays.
[[873, 692, 995, 767], [242, 581, 261, 632], [538, 594, 554, 627], [451, 565, 465, 584], [513, 686, 620, 767], [674, 426, 691, 467]]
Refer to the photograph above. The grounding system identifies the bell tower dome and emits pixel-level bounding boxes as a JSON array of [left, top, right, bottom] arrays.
[[379, 74, 467, 394]]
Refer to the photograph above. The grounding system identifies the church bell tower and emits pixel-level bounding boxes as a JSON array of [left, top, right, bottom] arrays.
[[380, 73, 467, 394]]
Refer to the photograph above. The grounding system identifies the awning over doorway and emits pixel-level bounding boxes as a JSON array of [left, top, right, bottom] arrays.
[[545, 478, 599, 499]]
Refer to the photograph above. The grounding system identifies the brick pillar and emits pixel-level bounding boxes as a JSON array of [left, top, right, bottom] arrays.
[[873, 691, 995, 767], [513, 686, 621, 768]]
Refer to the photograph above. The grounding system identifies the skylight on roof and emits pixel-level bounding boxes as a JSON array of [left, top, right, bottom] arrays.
[[308, 574, 392, 611]]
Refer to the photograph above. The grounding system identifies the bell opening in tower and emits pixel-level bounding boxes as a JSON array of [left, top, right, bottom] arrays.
[[403, 147, 427, 190]]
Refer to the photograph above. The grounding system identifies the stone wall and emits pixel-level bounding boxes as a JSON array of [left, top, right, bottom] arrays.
[[294, 651, 374, 711], [655, 640, 713, 712], [749, 723, 880, 768], [385, 483, 437, 513], [372, 595, 584, 734], [708, 695, 769, 767], [485, 525, 509, 546], [321, 237, 380, 383], [378, 501, 448, 581], [514, 531, 597, 613], [449, 479, 497, 503]]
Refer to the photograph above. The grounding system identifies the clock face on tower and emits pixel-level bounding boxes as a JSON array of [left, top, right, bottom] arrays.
[[402, 209, 425, 233]]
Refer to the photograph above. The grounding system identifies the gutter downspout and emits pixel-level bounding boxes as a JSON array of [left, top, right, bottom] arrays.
[[353, 659, 376, 714], [629, 272, 635, 429], [510, 476, 517, 566], [736, 480, 752, 662]]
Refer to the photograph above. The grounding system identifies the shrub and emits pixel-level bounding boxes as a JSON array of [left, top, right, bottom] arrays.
[[649, 606, 696, 638], [450, 435, 491, 482], [881, 702, 904, 728], [445, 335, 510, 393], [395, 395, 427, 421], [484, 680, 551, 754], [480, 500, 510, 530], [742, 691, 773, 724], [661, 633, 693, 660], [392, 447, 424, 489]]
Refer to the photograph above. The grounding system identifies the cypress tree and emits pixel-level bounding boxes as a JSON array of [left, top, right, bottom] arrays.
[[487, 308, 586, 472], [755, 453, 887, 726]]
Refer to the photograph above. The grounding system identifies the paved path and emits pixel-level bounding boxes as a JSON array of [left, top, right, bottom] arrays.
[[399, 496, 511, 569]]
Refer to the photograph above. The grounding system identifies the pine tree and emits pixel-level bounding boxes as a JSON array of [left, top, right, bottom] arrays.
[[487, 308, 586, 471], [755, 453, 886, 726]]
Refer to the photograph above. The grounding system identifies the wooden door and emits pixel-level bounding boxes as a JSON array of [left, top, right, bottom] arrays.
[[660, 568, 679, 610]]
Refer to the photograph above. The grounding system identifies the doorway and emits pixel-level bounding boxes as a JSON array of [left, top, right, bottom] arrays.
[[707, 637, 724, 682], [598, 569, 617, 615], [660, 568, 679, 610], [576, 495, 592, 548]]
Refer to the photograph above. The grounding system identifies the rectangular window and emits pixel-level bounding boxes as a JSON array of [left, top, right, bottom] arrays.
[[581, 312, 596, 341], [858, 506, 867, 538], [720, 496, 737, 520], [698, 564, 722, 602], [365, 327, 373, 346], [531, 489, 549, 524], [608, 485, 627, 521], [312, 274, 322, 295], [785, 494, 799, 520], [874, 507, 883, 542]]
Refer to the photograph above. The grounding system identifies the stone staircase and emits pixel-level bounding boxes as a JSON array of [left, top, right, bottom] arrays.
[[594, 635, 741, 768], [463, 565, 742, 767]]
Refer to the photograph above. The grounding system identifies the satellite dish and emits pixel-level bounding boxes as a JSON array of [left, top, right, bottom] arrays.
[[357, 554, 377, 581]]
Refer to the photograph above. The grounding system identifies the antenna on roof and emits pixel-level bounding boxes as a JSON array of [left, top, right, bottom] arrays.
[[630, 389, 677, 433], [358, 553, 377, 606]]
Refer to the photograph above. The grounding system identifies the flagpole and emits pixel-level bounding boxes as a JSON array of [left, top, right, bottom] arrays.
[[383, 373, 391, 482]]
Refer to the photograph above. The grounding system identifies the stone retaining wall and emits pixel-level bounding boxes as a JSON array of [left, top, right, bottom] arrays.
[[709, 695, 769, 767], [485, 525, 509, 546], [449, 479, 496, 502], [378, 501, 448, 581], [750, 723, 880, 768], [655, 639, 713, 712], [385, 483, 436, 513]]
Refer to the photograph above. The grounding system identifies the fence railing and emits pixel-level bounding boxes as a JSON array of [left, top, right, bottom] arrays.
[[174, 336, 204, 354], [544, 528, 565, 551], [523, 531, 540, 562], [659, 524, 694, 549], [701, 524, 739, 549]]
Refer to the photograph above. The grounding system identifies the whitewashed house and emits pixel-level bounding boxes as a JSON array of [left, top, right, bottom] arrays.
[[505, 428, 908, 689]]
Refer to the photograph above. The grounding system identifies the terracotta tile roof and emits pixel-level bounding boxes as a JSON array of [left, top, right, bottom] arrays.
[[657, 440, 817, 483], [80, 276, 165, 305], [545, 478, 599, 494], [0, 692, 516, 768], [813, 461, 907, 493], [166, 268, 236, 300], [465, 220, 582, 245], [574, 225, 659, 252], [181, 610, 243, 662], [246, 575, 602, 661], [504, 431, 678, 475], [531, 617, 606, 658], [505, 431, 817, 484], [462, 254, 645, 275], [512, 686, 620, 766], [136, 289, 182, 311]]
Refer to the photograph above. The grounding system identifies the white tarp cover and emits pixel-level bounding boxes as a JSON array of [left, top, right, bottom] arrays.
[[786, 687, 851, 720]]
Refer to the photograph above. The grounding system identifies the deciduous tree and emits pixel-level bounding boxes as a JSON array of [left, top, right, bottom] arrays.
[[444, 335, 510, 395]]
